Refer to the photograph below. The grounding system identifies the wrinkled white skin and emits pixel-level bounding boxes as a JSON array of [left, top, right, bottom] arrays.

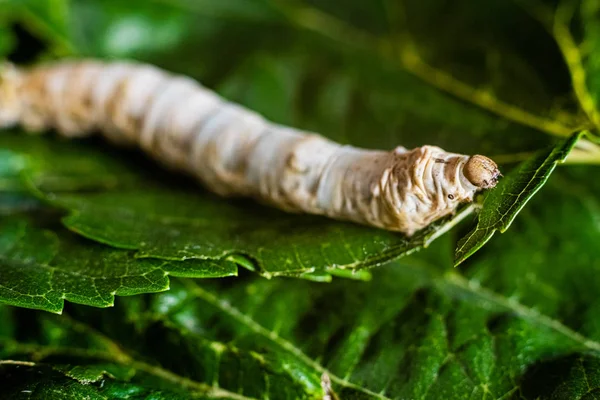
[[0, 60, 492, 235]]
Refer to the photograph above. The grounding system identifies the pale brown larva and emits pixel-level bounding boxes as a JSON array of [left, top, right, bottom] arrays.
[[0, 60, 500, 235]]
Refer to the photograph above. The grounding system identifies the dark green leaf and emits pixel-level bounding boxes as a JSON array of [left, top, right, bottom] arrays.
[[0, 25, 15, 58], [0, 363, 234, 399], [0, 212, 236, 313], [3, 167, 600, 398], [0, 150, 40, 214], [454, 131, 584, 265], [582, 1, 600, 110], [556, 0, 600, 134], [1, 0, 74, 58], [0, 148, 236, 313], [0, 149, 26, 190]]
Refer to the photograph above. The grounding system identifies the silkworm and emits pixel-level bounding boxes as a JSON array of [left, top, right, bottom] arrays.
[[0, 60, 500, 235]]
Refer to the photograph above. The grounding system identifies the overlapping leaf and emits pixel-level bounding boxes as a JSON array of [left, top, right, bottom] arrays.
[[455, 131, 584, 265], [0, 148, 236, 313], [3, 167, 600, 398], [0, 212, 238, 313]]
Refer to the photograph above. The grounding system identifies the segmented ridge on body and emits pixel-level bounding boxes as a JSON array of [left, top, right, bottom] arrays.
[[0, 60, 500, 235]]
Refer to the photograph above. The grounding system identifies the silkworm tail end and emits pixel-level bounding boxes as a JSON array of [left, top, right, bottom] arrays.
[[0, 61, 22, 128]]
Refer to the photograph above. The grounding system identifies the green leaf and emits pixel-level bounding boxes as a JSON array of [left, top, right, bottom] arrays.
[[0, 295, 319, 399], [582, 0, 600, 107], [0, 363, 227, 399], [0, 213, 237, 313], [0, 25, 15, 58], [66, 0, 281, 79], [1, 0, 74, 58], [454, 130, 585, 265], [0, 149, 26, 190], [0, 150, 41, 214], [554, 0, 600, 134], [0, 148, 236, 313], [4, 167, 600, 398]]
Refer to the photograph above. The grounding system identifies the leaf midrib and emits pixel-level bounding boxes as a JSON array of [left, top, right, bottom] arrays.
[[438, 270, 600, 353], [5, 264, 600, 399], [270, 0, 579, 139], [181, 266, 600, 399]]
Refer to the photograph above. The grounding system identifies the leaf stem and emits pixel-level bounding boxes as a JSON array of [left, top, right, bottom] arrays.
[[0, 360, 36, 367], [397, 47, 574, 138], [514, 0, 600, 134], [128, 359, 257, 400], [553, 1, 600, 133]]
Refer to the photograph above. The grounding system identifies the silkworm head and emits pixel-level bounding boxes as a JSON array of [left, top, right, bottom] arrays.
[[463, 155, 500, 189]]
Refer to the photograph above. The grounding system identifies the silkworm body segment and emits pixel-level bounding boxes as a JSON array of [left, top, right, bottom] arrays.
[[0, 60, 500, 235]]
